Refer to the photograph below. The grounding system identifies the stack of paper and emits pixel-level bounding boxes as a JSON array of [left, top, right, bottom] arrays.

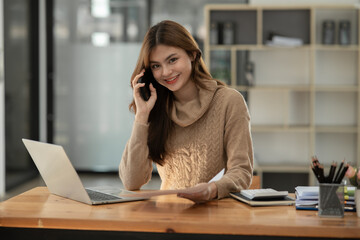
[[295, 186, 319, 210], [295, 186, 356, 211]]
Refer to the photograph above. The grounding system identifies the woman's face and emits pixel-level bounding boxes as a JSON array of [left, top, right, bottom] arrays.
[[149, 44, 194, 94]]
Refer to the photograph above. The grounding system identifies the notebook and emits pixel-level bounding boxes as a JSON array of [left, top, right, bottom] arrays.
[[22, 139, 147, 205]]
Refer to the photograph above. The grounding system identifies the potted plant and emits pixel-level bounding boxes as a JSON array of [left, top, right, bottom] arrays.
[[345, 166, 360, 217]]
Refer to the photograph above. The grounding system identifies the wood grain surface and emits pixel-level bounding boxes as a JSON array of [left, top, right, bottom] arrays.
[[0, 187, 359, 238]]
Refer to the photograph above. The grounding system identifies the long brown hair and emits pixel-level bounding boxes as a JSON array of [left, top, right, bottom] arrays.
[[129, 20, 220, 165]]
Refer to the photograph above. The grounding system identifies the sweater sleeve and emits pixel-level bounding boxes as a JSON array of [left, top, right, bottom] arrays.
[[119, 121, 153, 190], [215, 89, 254, 199]]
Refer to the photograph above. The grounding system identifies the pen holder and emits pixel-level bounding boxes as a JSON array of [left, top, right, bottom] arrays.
[[318, 183, 344, 218]]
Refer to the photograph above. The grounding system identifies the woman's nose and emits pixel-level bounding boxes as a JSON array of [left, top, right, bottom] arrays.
[[161, 65, 172, 77]]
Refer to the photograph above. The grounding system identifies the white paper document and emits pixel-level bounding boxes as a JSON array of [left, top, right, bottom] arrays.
[[113, 168, 226, 199], [209, 168, 225, 182], [117, 184, 208, 198]]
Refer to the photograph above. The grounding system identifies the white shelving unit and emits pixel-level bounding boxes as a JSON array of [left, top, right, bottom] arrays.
[[204, 4, 360, 187]]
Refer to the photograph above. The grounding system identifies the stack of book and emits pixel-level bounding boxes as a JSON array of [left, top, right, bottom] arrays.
[[344, 186, 357, 210], [295, 186, 356, 212]]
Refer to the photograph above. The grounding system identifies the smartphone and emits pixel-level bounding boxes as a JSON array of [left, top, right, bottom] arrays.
[[137, 68, 155, 101]]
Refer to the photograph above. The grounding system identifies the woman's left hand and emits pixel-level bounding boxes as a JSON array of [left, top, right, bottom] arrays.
[[177, 182, 218, 204]]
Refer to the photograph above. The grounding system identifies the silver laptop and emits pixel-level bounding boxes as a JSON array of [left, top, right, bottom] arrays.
[[22, 138, 147, 205]]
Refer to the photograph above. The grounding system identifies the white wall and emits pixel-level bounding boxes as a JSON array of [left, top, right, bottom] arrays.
[[0, 0, 5, 199], [54, 43, 137, 171]]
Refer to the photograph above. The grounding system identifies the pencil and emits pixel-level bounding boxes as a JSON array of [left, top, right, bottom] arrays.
[[312, 156, 319, 166], [326, 162, 336, 183], [335, 164, 349, 184], [318, 164, 325, 183], [334, 159, 344, 184], [311, 164, 321, 182]]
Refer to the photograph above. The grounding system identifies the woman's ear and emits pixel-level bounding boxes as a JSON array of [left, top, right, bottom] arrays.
[[190, 51, 198, 61]]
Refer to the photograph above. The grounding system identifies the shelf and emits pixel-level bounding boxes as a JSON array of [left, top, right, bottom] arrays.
[[250, 49, 311, 86], [209, 9, 257, 45], [315, 8, 359, 45], [234, 85, 311, 92], [314, 86, 358, 92], [233, 85, 359, 93], [315, 92, 358, 127], [209, 45, 258, 50], [262, 9, 311, 45], [314, 45, 359, 51], [249, 89, 310, 127], [205, 4, 360, 177], [315, 126, 358, 133], [252, 131, 311, 166], [315, 132, 357, 165], [249, 85, 311, 91], [210, 44, 359, 52], [209, 45, 312, 51]]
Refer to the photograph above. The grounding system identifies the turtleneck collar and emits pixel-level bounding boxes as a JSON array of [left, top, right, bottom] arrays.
[[170, 79, 218, 127]]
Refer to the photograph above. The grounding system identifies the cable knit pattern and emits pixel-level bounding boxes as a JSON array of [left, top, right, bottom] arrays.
[[119, 79, 253, 199]]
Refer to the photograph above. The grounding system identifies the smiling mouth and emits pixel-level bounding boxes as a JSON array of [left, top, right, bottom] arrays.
[[164, 75, 179, 84]]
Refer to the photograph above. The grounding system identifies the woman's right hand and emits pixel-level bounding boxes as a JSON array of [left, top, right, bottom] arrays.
[[132, 70, 157, 124]]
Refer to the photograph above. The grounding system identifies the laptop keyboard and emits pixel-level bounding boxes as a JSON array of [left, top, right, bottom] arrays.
[[86, 189, 122, 201]]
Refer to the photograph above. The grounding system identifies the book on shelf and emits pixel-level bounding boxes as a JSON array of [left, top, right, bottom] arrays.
[[230, 192, 295, 207]]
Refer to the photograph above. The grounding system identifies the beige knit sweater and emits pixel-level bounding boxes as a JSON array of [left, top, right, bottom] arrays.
[[119, 79, 253, 199]]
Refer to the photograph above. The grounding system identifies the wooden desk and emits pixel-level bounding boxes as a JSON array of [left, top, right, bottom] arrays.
[[0, 187, 359, 240]]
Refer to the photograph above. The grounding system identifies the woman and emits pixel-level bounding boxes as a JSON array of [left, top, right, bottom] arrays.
[[119, 20, 253, 203]]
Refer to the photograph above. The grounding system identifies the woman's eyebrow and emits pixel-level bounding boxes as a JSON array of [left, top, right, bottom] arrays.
[[150, 53, 177, 64]]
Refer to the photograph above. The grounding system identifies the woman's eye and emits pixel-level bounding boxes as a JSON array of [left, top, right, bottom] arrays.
[[151, 64, 159, 69], [169, 58, 178, 64]]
